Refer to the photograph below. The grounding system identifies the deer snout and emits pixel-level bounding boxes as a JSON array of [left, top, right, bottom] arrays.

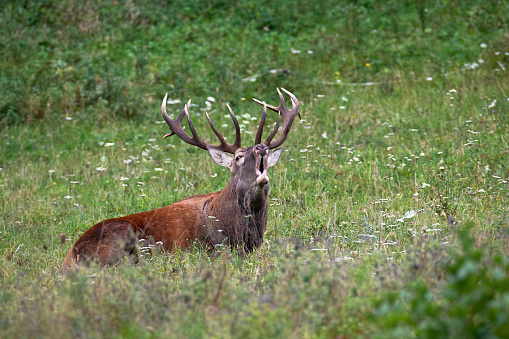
[[254, 144, 268, 157]]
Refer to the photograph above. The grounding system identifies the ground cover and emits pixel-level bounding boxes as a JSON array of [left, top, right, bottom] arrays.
[[1, 1, 508, 337]]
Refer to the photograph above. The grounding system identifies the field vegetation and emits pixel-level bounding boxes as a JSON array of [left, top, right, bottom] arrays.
[[1, 0, 509, 337]]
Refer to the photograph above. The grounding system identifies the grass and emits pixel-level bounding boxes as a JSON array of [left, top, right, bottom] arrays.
[[1, 0, 509, 337]]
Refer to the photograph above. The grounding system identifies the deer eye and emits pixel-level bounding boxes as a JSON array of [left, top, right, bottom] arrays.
[[235, 155, 243, 161]]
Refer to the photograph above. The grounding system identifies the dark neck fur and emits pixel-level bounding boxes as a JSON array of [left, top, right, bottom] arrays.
[[207, 178, 269, 252]]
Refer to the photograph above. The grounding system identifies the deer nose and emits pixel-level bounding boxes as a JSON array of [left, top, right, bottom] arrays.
[[254, 144, 268, 156]]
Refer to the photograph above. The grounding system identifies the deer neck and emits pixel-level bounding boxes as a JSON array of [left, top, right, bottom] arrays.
[[207, 177, 270, 251], [222, 176, 270, 211]]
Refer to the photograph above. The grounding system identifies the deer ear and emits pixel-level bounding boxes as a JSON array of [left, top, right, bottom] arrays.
[[267, 147, 283, 168], [207, 146, 233, 168]]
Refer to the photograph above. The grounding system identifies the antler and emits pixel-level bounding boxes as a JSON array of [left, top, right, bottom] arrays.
[[161, 94, 242, 154], [252, 88, 300, 149]]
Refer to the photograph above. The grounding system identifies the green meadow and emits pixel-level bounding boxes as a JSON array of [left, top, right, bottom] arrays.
[[1, 1, 508, 337]]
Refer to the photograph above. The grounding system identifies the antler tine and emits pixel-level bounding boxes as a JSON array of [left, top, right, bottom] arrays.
[[205, 112, 241, 153], [254, 102, 267, 145], [253, 98, 279, 113], [183, 104, 209, 149], [226, 104, 242, 150], [264, 112, 281, 145], [162, 96, 193, 141], [252, 88, 300, 149], [161, 94, 242, 154], [161, 96, 209, 150], [280, 87, 301, 119]]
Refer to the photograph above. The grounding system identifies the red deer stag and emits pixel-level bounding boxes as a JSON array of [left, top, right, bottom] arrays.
[[63, 88, 299, 268]]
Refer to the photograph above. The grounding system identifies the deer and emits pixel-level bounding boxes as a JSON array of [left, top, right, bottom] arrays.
[[63, 88, 300, 268]]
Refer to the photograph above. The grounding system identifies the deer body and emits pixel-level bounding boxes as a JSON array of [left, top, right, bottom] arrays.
[[63, 89, 298, 268]]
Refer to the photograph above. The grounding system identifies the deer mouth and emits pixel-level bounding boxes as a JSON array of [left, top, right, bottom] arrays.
[[255, 154, 269, 186], [256, 154, 268, 176]]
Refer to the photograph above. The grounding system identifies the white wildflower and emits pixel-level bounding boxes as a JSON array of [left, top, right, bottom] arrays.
[[403, 210, 417, 219], [166, 98, 181, 105]]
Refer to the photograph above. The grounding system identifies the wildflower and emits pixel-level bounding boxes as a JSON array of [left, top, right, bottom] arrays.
[[322, 132, 328, 139], [480, 43, 487, 48], [365, 62, 370, 67], [64, 196, 73, 199], [403, 210, 417, 219], [166, 98, 181, 105], [290, 48, 301, 54], [207, 97, 216, 102], [425, 77, 433, 81], [96, 167, 107, 171]]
